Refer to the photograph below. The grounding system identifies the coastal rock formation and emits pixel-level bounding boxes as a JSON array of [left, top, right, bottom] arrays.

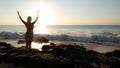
[[18, 40, 26, 44], [0, 42, 14, 53], [34, 37, 49, 43], [0, 42, 120, 68]]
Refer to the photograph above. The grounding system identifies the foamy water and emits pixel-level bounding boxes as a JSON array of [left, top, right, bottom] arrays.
[[0, 25, 120, 52]]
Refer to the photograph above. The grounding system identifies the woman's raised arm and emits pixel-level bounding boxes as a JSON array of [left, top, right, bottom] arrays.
[[32, 11, 39, 24], [17, 11, 26, 24]]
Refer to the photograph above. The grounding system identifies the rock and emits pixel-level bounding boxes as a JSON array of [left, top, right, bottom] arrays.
[[50, 43, 56, 46], [87, 50, 100, 55], [105, 50, 120, 57], [51, 47, 65, 57], [0, 42, 7, 45], [65, 46, 86, 59], [0, 42, 12, 48], [18, 40, 26, 44], [34, 37, 49, 43], [42, 45, 52, 52], [0, 42, 13, 54]]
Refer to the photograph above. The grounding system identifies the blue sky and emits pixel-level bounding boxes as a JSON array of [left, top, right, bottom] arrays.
[[0, 0, 120, 25]]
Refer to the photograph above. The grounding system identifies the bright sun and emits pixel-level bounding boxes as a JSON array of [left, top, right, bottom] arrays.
[[29, 4, 57, 34]]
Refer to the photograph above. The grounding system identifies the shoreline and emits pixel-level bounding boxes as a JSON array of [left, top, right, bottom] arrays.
[[49, 40, 120, 53], [1, 39, 120, 53]]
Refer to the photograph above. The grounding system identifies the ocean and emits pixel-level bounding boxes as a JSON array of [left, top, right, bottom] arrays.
[[0, 25, 120, 46]]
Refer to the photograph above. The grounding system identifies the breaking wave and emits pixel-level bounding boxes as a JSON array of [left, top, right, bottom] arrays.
[[0, 32, 120, 46]]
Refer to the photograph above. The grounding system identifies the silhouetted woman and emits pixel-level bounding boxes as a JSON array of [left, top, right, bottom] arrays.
[[17, 11, 39, 51]]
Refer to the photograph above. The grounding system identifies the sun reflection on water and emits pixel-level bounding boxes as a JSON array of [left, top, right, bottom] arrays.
[[31, 42, 44, 51], [34, 25, 48, 34], [31, 42, 49, 51]]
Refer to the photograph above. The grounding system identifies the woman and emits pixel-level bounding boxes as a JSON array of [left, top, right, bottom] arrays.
[[17, 11, 39, 51]]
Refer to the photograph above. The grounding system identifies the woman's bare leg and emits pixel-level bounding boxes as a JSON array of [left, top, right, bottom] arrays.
[[28, 34, 33, 50], [26, 42, 29, 51], [25, 34, 33, 55], [28, 42, 31, 50], [25, 35, 29, 52]]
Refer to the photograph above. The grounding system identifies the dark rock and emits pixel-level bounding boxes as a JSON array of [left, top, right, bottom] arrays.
[[65, 47, 86, 59], [18, 40, 26, 44], [50, 43, 56, 46], [0, 42, 13, 53], [34, 37, 49, 43], [87, 50, 100, 55], [42, 45, 52, 52], [51, 47, 65, 57], [0, 42, 7, 45], [0, 42, 11, 47], [105, 50, 120, 57]]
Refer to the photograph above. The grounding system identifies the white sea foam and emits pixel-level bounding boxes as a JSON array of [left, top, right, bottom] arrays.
[[0, 32, 120, 46]]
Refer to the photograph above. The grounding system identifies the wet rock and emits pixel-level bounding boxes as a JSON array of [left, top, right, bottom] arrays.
[[18, 40, 26, 44], [87, 50, 100, 55], [34, 37, 49, 43], [50, 43, 56, 46], [0, 42, 11, 47], [51, 47, 65, 57], [0, 42, 13, 54], [65, 46, 86, 59], [0, 42, 7, 45], [42, 45, 52, 52], [105, 50, 120, 57]]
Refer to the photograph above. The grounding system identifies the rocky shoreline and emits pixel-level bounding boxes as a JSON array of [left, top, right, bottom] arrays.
[[0, 42, 120, 68]]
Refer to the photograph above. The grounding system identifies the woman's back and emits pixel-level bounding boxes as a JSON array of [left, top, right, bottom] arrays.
[[25, 23, 34, 33]]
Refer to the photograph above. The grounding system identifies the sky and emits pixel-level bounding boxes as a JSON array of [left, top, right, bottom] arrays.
[[0, 0, 120, 25]]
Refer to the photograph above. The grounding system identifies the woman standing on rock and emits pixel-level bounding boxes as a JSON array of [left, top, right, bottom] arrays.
[[17, 11, 39, 51]]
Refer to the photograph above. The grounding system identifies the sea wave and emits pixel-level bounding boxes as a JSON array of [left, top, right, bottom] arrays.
[[0, 32, 120, 46]]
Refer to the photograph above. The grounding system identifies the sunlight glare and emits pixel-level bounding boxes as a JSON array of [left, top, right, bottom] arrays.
[[30, 3, 57, 25], [31, 42, 44, 51], [31, 42, 50, 51], [34, 25, 48, 34], [29, 3, 57, 34]]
